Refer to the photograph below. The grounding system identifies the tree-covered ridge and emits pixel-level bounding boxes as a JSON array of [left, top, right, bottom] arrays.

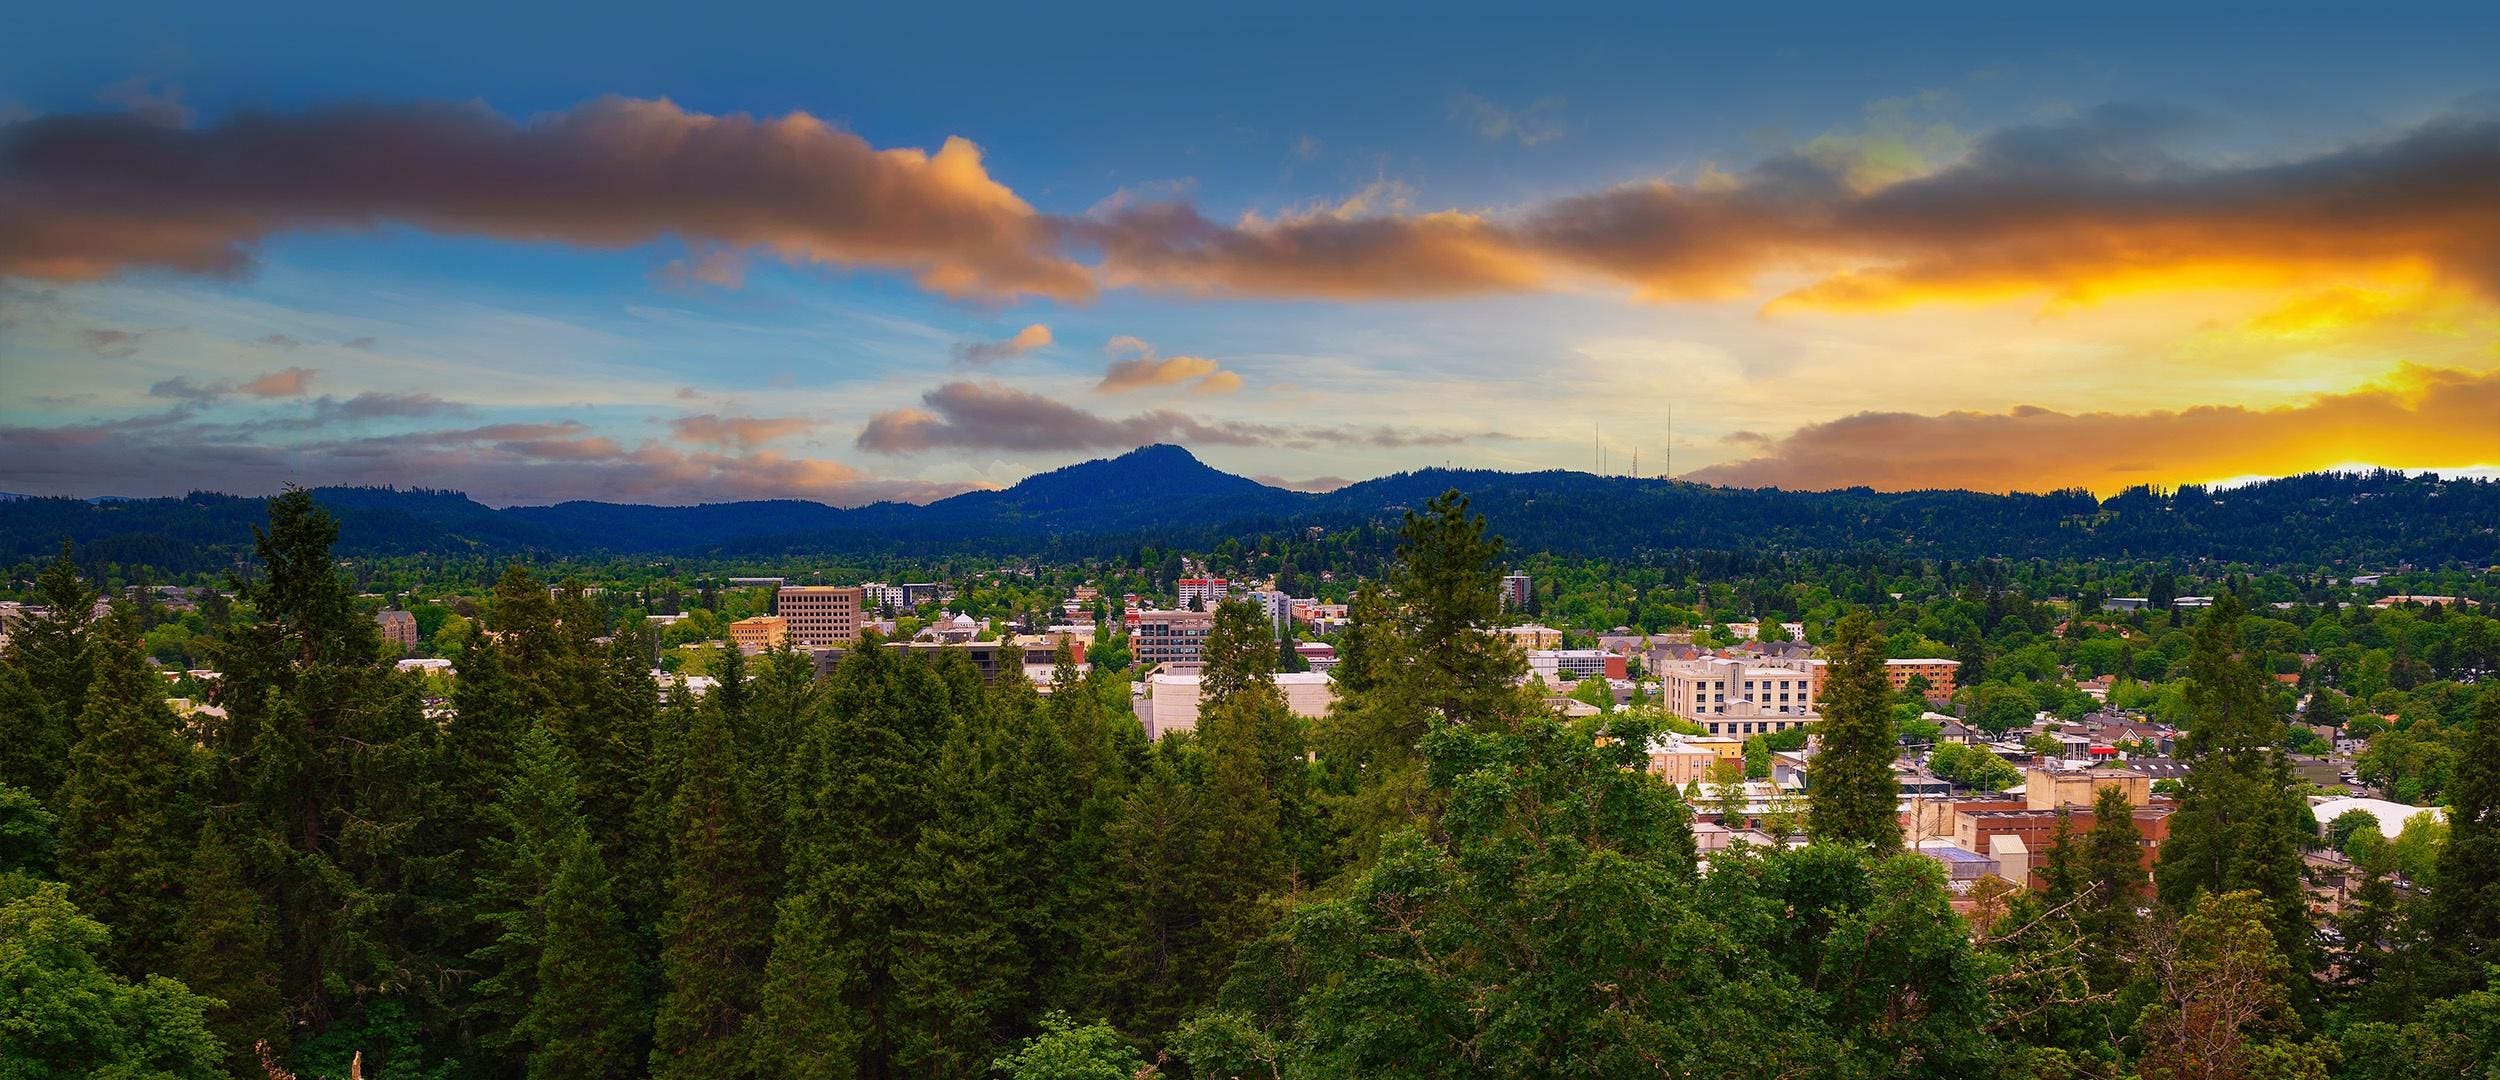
[[3, 451, 2493, 572], [0, 488, 2496, 1077]]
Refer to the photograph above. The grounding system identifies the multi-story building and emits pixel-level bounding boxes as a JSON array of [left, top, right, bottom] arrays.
[[727, 615, 789, 651], [900, 582, 950, 609], [1177, 577, 1231, 608], [1132, 609, 1217, 667], [1644, 736, 1722, 785], [1527, 649, 1625, 681], [1144, 670, 1335, 739], [1497, 624, 1564, 650], [1501, 573, 1532, 610], [1246, 588, 1292, 633], [776, 585, 865, 647], [1656, 656, 1821, 738], [1885, 658, 1961, 699], [375, 609, 418, 656], [726, 576, 786, 590], [858, 582, 906, 614]]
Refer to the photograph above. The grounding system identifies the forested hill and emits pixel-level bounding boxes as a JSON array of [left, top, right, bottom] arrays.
[[2, 445, 2494, 571]]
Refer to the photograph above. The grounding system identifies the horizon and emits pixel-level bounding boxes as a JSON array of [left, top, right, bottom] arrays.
[[6, 442, 2497, 511], [6, 7, 2500, 504]]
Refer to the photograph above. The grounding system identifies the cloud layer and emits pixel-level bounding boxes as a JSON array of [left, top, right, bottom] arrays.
[[1687, 366, 2500, 494], [11, 96, 2497, 312], [0, 95, 1090, 300], [856, 380, 1507, 455]]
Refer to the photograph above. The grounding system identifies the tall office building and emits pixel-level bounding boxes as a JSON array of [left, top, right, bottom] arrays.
[[776, 585, 865, 646], [1132, 609, 1217, 667], [1501, 573, 1532, 610]]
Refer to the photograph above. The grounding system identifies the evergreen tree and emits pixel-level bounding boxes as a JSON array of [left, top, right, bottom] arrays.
[[649, 706, 772, 1080], [1384, 491, 1531, 732], [11, 540, 98, 741], [0, 664, 68, 805], [0, 784, 56, 881], [56, 609, 203, 978], [1808, 610, 1902, 851], [168, 819, 287, 1073], [2426, 689, 2500, 995], [522, 825, 646, 1080], [0, 542, 95, 802], [751, 638, 954, 1076], [2154, 596, 2312, 979], [470, 726, 591, 1057]]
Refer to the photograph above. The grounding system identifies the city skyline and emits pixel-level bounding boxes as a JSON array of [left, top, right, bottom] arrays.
[[6, 5, 2500, 505]]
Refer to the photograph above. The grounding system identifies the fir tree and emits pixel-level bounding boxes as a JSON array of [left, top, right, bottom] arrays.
[[2154, 596, 2312, 979], [649, 705, 772, 1080], [56, 609, 203, 978], [11, 540, 98, 740], [1808, 610, 1901, 851], [2426, 689, 2500, 995], [0, 664, 68, 805], [168, 819, 287, 1073], [522, 825, 646, 1080]]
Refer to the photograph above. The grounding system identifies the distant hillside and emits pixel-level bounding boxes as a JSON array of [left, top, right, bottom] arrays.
[[2, 446, 2494, 572]]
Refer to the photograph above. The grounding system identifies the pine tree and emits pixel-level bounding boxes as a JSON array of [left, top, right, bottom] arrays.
[[2426, 689, 2500, 995], [1385, 491, 1531, 732], [523, 825, 646, 1080], [12, 540, 98, 736], [471, 725, 590, 1056], [2154, 596, 2312, 978], [0, 663, 67, 807], [649, 706, 772, 1080], [56, 609, 202, 979], [1808, 610, 1901, 851], [168, 819, 287, 1073], [0, 542, 94, 801], [751, 638, 954, 1076], [0, 782, 58, 880]]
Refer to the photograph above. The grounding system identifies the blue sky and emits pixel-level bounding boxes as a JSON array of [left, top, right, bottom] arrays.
[[5, 4, 2498, 503]]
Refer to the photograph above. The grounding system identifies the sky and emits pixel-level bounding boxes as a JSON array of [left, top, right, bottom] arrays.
[[3, 3, 2498, 506]]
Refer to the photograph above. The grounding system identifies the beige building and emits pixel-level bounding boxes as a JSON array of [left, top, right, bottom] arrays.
[[1656, 657, 1820, 738], [1496, 624, 1563, 650], [1143, 671, 1335, 739], [728, 615, 789, 651], [1645, 737, 1722, 785], [2025, 764, 2150, 811], [776, 586, 864, 646]]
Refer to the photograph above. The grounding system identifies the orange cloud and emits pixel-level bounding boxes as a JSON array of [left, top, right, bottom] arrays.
[[0, 96, 1089, 301], [1686, 366, 2500, 495], [670, 413, 814, 448], [240, 366, 315, 396], [1083, 108, 2500, 310], [954, 322, 1052, 363], [1095, 335, 1242, 394]]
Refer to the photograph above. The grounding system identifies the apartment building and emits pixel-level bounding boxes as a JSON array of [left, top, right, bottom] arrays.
[[727, 615, 789, 651], [776, 585, 865, 646], [1500, 573, 1531, 610], [1885, 658, 1961, 699], [1246, 588, 1292, 632], [1132, 609, 1217, 667], [375, 609, 418, 656], [1177, 577, 1231, 608], [1143, 670, 1336, 739]]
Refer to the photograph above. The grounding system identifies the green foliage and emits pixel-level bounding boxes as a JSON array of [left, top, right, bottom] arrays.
[[1928, 741, 2022, 791], [2155, 597, 2315, 980], [1809, 610, 1902, 851], [649, 705, 772, 1080], [988, 1011, 1145, 1080], [56, 611, 203, 979], [0, 881, 228, 1079]]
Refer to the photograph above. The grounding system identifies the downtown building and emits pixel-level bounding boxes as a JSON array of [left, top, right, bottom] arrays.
[[775, 585, 865, 647]]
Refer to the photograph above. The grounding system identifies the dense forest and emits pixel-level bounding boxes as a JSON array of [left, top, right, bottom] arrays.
[[6, 448, 2496, 574], [6, 489, 2500, 1078]]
